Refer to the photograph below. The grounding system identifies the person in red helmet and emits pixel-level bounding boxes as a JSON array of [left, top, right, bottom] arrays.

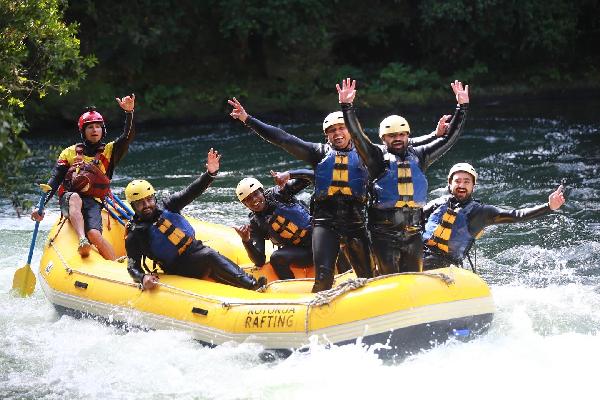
[[31, 94, 136, 259]]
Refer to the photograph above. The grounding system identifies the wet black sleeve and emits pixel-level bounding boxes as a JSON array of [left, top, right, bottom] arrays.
[[125, 229, 146, 283], [163, 171, 216, 213], [341, 103, 386, 178], [108, 112, 136, 176], [43, 163, 69, 205], [279, 169, 314, 199], [242, 218, 267, 267], [469, 203, 552, 235], [416, 103, 469, 170], [410, 131, 438, 147], [244, 116, 324, 166]]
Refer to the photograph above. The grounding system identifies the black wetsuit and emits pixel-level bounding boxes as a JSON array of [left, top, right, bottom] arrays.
[[422, 194, 553, 270], [342, 102, 468, 274], [43, 112, 136, 232], [243, 117, 374, 291], [242, 170, 313, 280], [126, 171, 261, 289]]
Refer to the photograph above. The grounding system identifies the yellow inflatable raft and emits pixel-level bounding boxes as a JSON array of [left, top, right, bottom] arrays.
[[39, 208, 494, 359]]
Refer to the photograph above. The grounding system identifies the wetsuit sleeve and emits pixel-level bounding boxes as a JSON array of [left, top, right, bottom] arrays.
[[43, 148, 72, 205], [244, 116, 323, 165], [125, 229, 145, 284], [163, 171, 216, 213], [242, 218, 267, 267], [469, 203, 552, 235], [108, 111, 135, 172], [410, 131, 438, 147], [416, 103, 469, 170], [341, 103, 386, 178], [281, 169, 314, 198]]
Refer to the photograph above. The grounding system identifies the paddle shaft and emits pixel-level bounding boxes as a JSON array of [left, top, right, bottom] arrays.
[[27, 192, 47, 265], [113, 194, 134, 216]]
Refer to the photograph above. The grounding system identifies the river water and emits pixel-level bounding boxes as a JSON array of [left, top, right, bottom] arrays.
[[1, 96, 599, 399]]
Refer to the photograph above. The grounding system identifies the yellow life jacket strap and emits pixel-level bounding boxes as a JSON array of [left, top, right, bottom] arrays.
[[156, 217, 193, 255], [271, 215, 309, 245], [395, 161, 417, 208], [328, 154, 353, 196], [426, 208, 458, 253]]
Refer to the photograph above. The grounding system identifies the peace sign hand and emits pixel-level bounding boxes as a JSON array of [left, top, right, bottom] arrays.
[[227, 97, 249, 123]]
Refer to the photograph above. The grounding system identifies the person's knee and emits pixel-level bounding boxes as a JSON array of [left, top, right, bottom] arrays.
[[269, 251, 286, 266], [68, 192, 82, 209], [86, 229, 102, 244]]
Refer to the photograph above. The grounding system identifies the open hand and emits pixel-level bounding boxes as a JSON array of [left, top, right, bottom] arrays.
[[228, 97, 249, 123], [270, 170, 290, 188], [336, 78, 357, 104], [451, 80, 469, 105], [116, 93, 135, 112], [435, 114, 452, 136], [206, 148, 221, 174], [233, 224, 252, 242], [549, 184, 566, 210]]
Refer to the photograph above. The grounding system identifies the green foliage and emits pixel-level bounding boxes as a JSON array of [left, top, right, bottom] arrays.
[[0, 0, 93, 213]]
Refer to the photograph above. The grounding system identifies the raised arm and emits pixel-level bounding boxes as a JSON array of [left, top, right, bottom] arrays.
[[418, 81, 469, 169], [228, 97, 322, 165], [410, 114, 452, 147], [337, 78, 385, 178], [470, 185, 566, 233], [110, 94, 136, 170], [163, 148, 220, 213], [271, 169, 314, 198]]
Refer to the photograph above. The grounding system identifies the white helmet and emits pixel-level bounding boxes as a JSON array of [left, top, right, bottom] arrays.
[[236, 177, 263, 201], [448, 163, 478, 184], [379, 115, 410, 138], [322, 111, 344, 133]]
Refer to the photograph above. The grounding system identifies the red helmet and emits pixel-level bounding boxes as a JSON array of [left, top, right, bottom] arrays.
[[78, 109, 105, 132]]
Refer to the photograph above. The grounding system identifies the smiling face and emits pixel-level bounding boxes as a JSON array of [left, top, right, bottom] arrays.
[[132, 195, 158, 220], [325, 123, 351, 150], [382, 131, 409, 153], [241, 189, 266, 212], [449, 171, 475, 202], [83, 122, 103, 143]]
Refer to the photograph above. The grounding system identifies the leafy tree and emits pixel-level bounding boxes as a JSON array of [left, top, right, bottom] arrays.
[[0, 0, 95, 214]]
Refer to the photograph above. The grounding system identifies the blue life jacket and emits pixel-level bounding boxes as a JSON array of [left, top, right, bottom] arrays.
[[314, 146, 368, 201], [148, 210, 196, 266], [423, 200, 480, 261], [371, 149, 428, 209], [268, 201, 312, 247]]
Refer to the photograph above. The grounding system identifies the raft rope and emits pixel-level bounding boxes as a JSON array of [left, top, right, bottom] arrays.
[[47, 238, 455, 334]]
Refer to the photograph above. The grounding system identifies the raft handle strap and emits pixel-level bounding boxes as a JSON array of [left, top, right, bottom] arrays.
[[191, 307, 209, 316], [74, 281, 88, 289]]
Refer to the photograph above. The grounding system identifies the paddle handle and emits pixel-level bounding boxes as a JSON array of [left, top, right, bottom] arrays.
[[27, 184, 51, 265]]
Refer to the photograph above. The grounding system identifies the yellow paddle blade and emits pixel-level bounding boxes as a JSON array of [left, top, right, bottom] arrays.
[[12, 263, 36, 297]]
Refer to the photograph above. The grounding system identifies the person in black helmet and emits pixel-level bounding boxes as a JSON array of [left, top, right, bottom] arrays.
[[233, 170, 314, 280], [422, 163, 566, 270], [31, 94, 136, 260], [228, 97, 374, 292], [124, 149, 267, 291], [337, 78, 469, 275]]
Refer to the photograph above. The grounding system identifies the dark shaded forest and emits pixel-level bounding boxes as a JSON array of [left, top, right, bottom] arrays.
[[29, 0, 600, 126]]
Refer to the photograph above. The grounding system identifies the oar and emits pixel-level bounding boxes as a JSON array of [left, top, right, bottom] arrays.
[[106, 197, 131, 221], [113, 194, 134, 217], [11, 183, 52, 297]]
